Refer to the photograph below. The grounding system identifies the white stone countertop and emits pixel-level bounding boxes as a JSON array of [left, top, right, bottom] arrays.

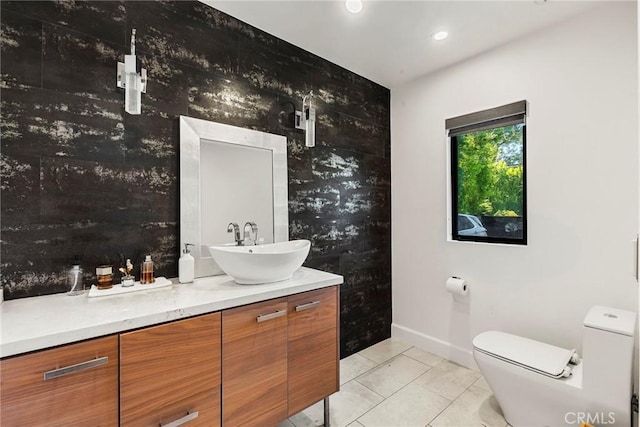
[[0, 267, 343, 358]]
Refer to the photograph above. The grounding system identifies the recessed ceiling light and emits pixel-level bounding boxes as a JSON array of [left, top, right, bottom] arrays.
[[432, 31, 449, 41], [345, 0, 363, 14]]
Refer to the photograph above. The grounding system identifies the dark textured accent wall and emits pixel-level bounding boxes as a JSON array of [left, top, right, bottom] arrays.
[[0, 0, 391, 357]]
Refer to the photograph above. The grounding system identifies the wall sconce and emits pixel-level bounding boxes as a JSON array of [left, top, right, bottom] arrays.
[[117, 29, 147, 115], [294, 91, 316, 147]]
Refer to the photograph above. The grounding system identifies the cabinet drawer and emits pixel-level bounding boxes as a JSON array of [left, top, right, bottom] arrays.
[[288, 286, 337, 340], [223, 298, 288, 426], [0, 335, 118, 427], [124, 387, 220, 427], [120, 312, 221, 426]]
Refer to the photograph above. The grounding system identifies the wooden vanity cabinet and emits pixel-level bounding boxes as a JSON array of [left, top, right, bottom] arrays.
[[0, 335, 119, 427], [222, 297, 288, 426], [0, 285, 340, 426], [287, 286, 339, 416], [120, 312, 221, 427]]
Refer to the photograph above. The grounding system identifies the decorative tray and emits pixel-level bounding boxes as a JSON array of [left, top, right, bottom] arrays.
[[87, 277, 172, 298]]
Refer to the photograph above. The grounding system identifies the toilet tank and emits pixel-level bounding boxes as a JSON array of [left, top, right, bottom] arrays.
[[582, 306, 636, 427]]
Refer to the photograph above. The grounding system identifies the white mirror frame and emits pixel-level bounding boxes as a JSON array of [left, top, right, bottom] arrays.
[[179, 116, 289, 278]]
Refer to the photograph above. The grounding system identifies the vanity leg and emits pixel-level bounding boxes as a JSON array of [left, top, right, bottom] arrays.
[[323, 397, 330, 427]]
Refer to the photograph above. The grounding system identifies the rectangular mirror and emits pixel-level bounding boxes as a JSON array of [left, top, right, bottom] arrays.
[[180, 116, 288, 278], [200, 141, 275, 247]]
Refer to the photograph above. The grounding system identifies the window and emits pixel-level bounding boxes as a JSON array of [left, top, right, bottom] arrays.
[[447, 101, 527, 245]]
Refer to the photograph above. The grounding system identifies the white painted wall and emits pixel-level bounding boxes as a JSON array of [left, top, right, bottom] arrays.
[[391, 2, 638, 369], [637, 2, 640, 416]]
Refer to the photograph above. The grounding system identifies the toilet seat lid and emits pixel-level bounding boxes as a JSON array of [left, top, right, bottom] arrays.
[[473, 331, 576, 379]]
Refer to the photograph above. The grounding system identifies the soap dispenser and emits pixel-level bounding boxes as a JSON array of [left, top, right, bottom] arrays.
[[179, 243, 195, 283], [66, 256, 84, 295]]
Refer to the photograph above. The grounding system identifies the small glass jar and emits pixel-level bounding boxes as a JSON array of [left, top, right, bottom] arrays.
[[96, 265, 114, 290], [121, 275, 135, 287]]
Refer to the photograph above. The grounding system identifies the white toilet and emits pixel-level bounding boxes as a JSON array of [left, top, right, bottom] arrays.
[[473, 306, 636, 427]]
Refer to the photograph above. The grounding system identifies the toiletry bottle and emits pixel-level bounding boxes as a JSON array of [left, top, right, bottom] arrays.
[[67, 257, 85, 295], [140, 255, 155, 284], [179, 243, 195, 283]]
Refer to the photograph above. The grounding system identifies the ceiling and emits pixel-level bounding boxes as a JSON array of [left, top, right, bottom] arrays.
[[203, 0, 601, 88]]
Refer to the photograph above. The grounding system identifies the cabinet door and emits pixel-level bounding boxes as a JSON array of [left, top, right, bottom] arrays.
[[287, 286, 339, 416], [222, 298, 288, 426], [120, 312, 221, 426], [0, 335, 118, 427]]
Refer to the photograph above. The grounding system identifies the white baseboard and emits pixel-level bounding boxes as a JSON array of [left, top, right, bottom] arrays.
[[392, 323, 478, 371]]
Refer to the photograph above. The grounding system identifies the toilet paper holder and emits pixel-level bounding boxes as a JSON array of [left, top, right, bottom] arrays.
[[446, 276, 468, 296]]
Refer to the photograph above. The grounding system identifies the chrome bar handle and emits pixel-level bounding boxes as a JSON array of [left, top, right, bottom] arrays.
[[295, 300, 320, 312], [43, 356, 108, 381], [256, 309, 287, 323], [160, 411, 199, 427]]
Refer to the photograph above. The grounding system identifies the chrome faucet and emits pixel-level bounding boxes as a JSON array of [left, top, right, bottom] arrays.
[[243, 222, 258, 245], [227, 222, 243, 246]]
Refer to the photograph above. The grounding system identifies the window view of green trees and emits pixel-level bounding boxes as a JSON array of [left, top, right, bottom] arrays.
[[456, 124, 524, 217]]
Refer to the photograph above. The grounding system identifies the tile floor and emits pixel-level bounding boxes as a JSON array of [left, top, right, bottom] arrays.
[[278, 338, 508, 427]]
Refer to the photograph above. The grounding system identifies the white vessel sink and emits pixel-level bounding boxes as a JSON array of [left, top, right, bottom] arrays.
[[208, 240, 311, 284]]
